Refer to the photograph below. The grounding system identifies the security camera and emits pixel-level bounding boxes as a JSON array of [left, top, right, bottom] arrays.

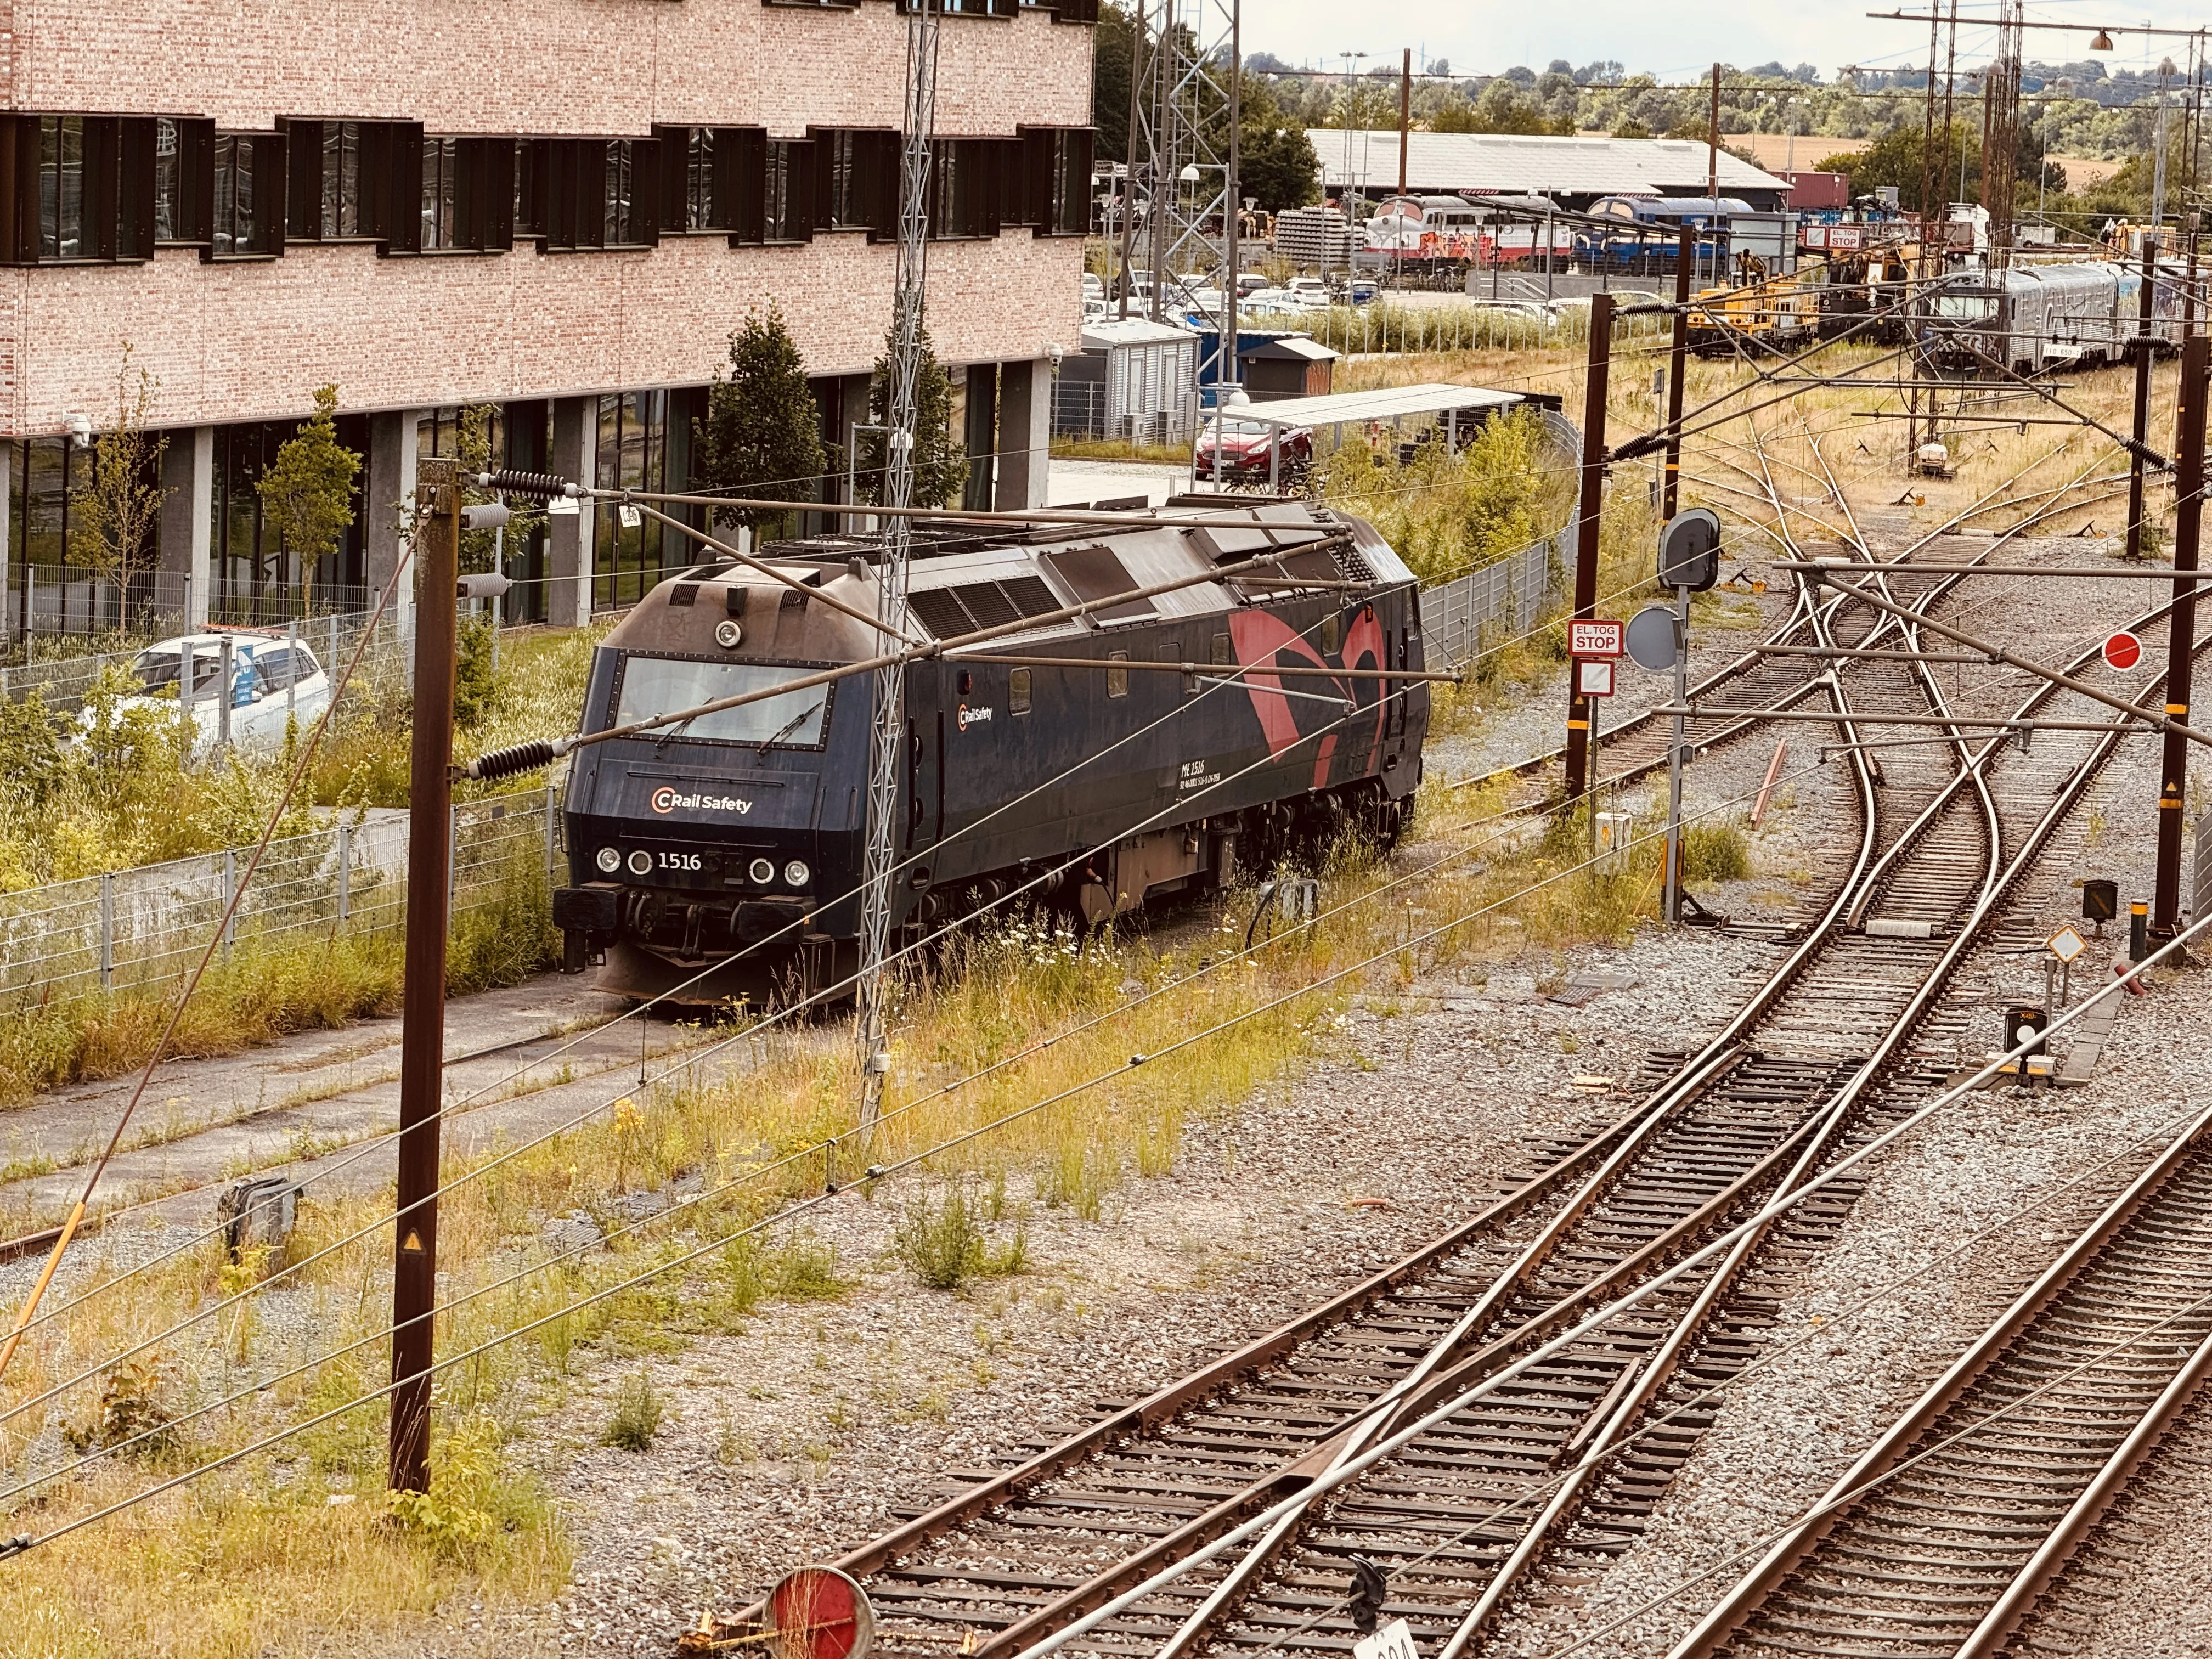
[[1046, 342, 1066, 368], [64, 413, 93, 444]]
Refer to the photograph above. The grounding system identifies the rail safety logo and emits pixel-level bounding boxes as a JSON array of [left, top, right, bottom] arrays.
[[651, 786, 753, 816], [957, 703, 994, 730]]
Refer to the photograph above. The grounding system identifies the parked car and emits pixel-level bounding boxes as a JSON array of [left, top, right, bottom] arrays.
[[1235, 271, 1271, 297], [1346, 278, 1381, 305], [106, 631, 332, 758], [1083, 296, 1110, 324], [1193, 414, 1315, 487], [1081, 271, 1105, 297]]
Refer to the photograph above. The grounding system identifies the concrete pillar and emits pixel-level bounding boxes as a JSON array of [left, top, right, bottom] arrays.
[[157, 426, 213, 628], [995, 358, 1052, 510], [548, 395, 596, 628], [366, 409, 422, 620]]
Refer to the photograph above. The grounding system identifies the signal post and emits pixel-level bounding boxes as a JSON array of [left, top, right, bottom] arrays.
[[2154, 328, 2209, 937], [1564, 291, 1615, 803]]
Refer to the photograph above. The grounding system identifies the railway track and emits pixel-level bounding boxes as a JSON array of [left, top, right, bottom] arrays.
[[1672, 1102, 2212, 1659], [686, 439, 2178, 1659]]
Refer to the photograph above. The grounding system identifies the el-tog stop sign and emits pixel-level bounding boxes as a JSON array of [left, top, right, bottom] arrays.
[[1569, 619, 1624, 657], [2104, 631, 2143, 671]]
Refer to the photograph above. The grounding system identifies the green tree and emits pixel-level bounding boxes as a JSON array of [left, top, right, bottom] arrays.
[[1238, 77, 1321, 211], [1093, 2, 1138, 163], [693, 302, 829, 535], [257, 385, 362, 584], [856, 323, 967, 511], [71, 344, 168, 634]]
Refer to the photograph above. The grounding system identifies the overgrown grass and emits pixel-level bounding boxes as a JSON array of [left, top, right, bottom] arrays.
[[0, 623, 600, 893]]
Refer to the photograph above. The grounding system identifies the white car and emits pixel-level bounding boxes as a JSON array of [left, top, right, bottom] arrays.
[[112, 631, 333, 758]]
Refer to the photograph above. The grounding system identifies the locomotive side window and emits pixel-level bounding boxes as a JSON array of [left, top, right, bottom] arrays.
[[1107, 652, 1129, 699], [612, 656, 831, 747], [1009, 668, 1032, 713], [1210, 633, 1232, 668], [1321, 613, 1342, 654]]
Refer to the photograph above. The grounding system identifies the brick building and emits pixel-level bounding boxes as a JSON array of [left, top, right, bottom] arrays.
[[0, 0, 1096, 633]]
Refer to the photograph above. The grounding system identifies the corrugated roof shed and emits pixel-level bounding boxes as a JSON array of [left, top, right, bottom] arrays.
[[1311, 131, 1789, 200]]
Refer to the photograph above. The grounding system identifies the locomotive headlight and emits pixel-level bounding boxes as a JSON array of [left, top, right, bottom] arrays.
[[595, 845, 623, 875], [783, 860, 810, 889], [627, 849, 654, 877], [749, 857, 776, 885]]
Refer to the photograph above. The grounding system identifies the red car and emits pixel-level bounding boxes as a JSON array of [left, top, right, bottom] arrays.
[[1193, 415, 1314, 488]]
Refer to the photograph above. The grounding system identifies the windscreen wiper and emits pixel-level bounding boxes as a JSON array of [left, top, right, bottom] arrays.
[[754, 701, 822, 760]]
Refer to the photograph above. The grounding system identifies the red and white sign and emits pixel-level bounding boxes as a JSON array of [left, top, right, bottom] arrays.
[[1569, 619, 1624, 657], [1575, 658, 1617, 698], [2104, 630, 2143, 671]]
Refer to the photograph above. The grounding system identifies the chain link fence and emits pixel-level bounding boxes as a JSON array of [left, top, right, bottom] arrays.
[[0, 783, 562, 1009], [0, 605, 410, 717]]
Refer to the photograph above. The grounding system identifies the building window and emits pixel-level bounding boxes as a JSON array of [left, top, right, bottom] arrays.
[[763, 140, 809, 242], [154, 118, 184, 242], [593, 388, 704, 609], [422, 136, 458, 249], [0, 114, 161, 264], [211, 132, 281, 257], [211, 416, 368, 618], [37, 117, 87, 260], [683, 128, 724, 230], [1020, 126, 1092, 235], [525, 137, 661, 251], [324, 121, 365, 236], [604, 139, 639, 246], [930, 138, 1011, 239], [812, 128, 896, 235]]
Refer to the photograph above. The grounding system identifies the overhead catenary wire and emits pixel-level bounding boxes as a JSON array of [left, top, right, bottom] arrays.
[[0, 748, 1852, 1538], [1178, 1085, 2212, 1659], [21, 562, 1615, 1348], [984, 907, 2212, 1659], [0, 510, 421, 1389], [19, 417, 2160, 1538]]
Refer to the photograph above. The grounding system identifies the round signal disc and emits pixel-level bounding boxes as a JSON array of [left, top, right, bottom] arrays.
[[765, 1566, 875, 1659]]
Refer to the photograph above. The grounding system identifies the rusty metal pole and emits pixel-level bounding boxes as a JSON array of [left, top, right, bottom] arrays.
[[1662, 224, 1693, 519], [388, 461, 460, 1494], [1563, 291, 1613, 804], [2153, 328, 2207, 938], [2128, 236, 2160, 560]]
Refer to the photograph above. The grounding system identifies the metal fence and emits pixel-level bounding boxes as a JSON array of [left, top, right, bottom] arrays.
[[3, 564, 373, 645], [0, 783, 563, 1009], [0, 604, 408, 716], [1420, 535, 1565, 667]]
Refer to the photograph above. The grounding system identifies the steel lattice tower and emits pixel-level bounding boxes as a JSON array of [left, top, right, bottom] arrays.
[[854, 0, 940, 1136]]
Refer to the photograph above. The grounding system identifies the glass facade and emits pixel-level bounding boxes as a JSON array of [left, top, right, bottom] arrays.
[[592, 389, 703, 610], [209, 416, 369, 618], [420, 402, 554, 624]]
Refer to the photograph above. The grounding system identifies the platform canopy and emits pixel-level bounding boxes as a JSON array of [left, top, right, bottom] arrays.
[[1228, 382, 1525, 429]]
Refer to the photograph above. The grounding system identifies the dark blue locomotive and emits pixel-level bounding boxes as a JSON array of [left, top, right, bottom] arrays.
[[549, 500, 1431, 1004]]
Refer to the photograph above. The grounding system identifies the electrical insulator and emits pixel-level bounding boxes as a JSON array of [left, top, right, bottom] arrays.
[[475, 469, 575, 499]]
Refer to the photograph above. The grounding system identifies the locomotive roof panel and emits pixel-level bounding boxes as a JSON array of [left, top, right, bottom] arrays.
[[596, 500, 1407, 658]]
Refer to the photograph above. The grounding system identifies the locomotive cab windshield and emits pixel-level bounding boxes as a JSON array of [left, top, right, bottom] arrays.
[[610, 656, 831, 749]]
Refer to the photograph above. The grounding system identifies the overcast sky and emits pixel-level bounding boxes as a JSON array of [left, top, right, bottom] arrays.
[[1244, 0, 2208, 84]]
